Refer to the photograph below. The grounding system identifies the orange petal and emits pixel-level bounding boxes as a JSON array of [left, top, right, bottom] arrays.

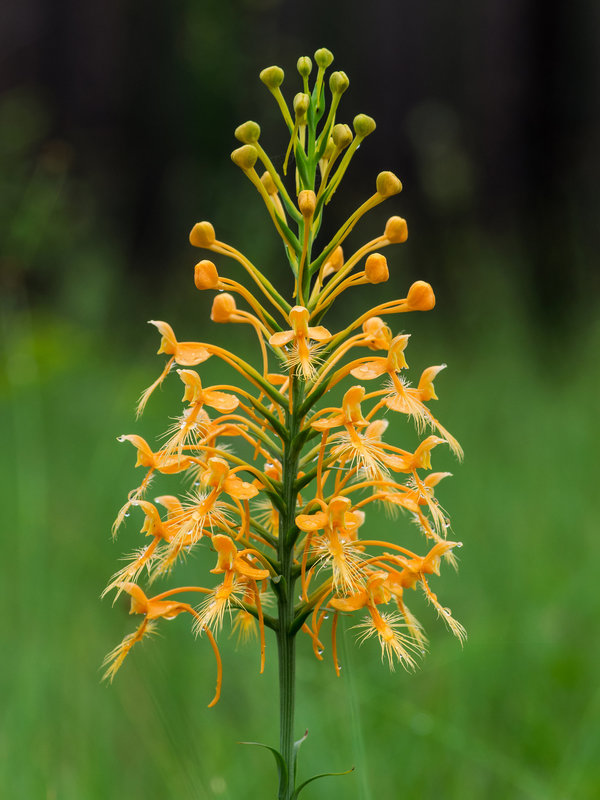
[[269, 330, 295, 347], [307, 325, 332, 342], [295, 511, 328, 532]]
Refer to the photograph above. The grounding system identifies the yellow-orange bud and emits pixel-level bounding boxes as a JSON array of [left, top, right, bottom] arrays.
[[298, 190, 316, 218], [231, 145, 258, 171], [194, 260, 220, 290], [234, 121, 261, 143], [376, 171, 403, 198], [189, 221, 216, 248], [260, 66, 284, 89], [384, 216, 408, 243], [406, 280, 435, 311], [314, 48, 334, 68], [353, 114, 376, 138], [261, 171, 278, 195], [211, 293, 237, 322], [322, 245, 344, 277], [365, 253, 389, 284]]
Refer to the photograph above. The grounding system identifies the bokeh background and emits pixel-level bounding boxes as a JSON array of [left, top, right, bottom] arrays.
[[2, 1, 599, 798]]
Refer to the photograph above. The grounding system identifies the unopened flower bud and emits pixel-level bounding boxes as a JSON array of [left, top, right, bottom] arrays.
[[260, 66, 284, 89], [376, 171, 403, 198], [384, 216, 408, 243], [293, 93, 310, 119], [194, 260, 219, 290], [314, 48, 334, 68], [297, 56, 312, 78], [322, 245, 344, 277], [406, 280, 435, 311], [231, 145, 258, 171], [298, 190, 316, 218], [234, 121, 261, 144], [332, 123, 352, 150], [353, 114, 376, 138], [211, 293, 237, 322], [322, 138, 335, 160], [189, 221, 216, 248], [329, 71, 349, 95], [261, 171, 278, 195], [365, 253, 389, 284]]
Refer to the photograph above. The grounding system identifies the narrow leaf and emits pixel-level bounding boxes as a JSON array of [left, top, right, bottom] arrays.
[[292, 729, 309, 781], [291, 766, 355, 799]]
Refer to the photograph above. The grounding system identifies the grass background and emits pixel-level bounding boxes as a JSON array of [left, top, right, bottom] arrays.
[[2, 266, 599, 799]]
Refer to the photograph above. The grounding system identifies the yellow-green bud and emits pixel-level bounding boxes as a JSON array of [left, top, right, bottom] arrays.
[[194, 260, 220, 290], [298, 190, 316, 218], [261, 171, 278, 195], [260, 66, 284, 89], [189, 221, 216, 248], [384, 216, 408, 243], [231, 145, 258, 171], [297, 56, 312, 78], [329, 71, 349, 95], [376, 171, 403, 197], [293, 93, 310, 119], [332, 123, 353, 150], [314, 48, 334, 68], [234, 121, 261, 144], [322, 138, 335, 160], [365, 253, 389, 284], [353, 114, 376, 138]]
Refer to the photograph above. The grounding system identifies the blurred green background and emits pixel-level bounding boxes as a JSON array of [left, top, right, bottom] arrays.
[[1, 1, 599, 798]]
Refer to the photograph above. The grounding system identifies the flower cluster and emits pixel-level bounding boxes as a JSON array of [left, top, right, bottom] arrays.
[[103, 48, 464, 710]]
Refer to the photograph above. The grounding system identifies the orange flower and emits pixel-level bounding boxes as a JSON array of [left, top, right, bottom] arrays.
[[330, 572, 421, 669], [137, 321, 212, 416], [269, 306, 332, 379], [193, 534, 270, 671], [385, 364, 463, 458], [102, 582, 222, 706], [296, 496, 365, 594], [112, 435, 195, 534], [161, 369, 239, 457]]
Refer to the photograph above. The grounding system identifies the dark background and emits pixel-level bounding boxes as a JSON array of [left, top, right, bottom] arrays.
[[3, 0, 599, 329]]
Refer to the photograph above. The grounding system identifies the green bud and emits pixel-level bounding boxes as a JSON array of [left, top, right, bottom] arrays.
[[297, 56, 312, 78], [293, 93, 310, 118], [260, 66, 284, 89], [329, 71, 349, 95], [234, 121, 261, 144], [353, 114, 376, 138], [376, 171, 403, 198], [314, 48, 334, 69], [231, 145, 258, 171], [332, 123, 353, 150]]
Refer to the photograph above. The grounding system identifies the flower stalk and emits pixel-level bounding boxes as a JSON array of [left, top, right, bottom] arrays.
[[103, 48, 464, 800]]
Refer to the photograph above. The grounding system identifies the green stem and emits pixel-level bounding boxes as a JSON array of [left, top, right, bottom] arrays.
[[276, 372, 304, 799]]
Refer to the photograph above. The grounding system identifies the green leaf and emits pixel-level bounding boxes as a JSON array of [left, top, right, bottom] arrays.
[[292, 729, 309, 782], [239, 741, 288, 795], [291, 766, 355, 799]]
